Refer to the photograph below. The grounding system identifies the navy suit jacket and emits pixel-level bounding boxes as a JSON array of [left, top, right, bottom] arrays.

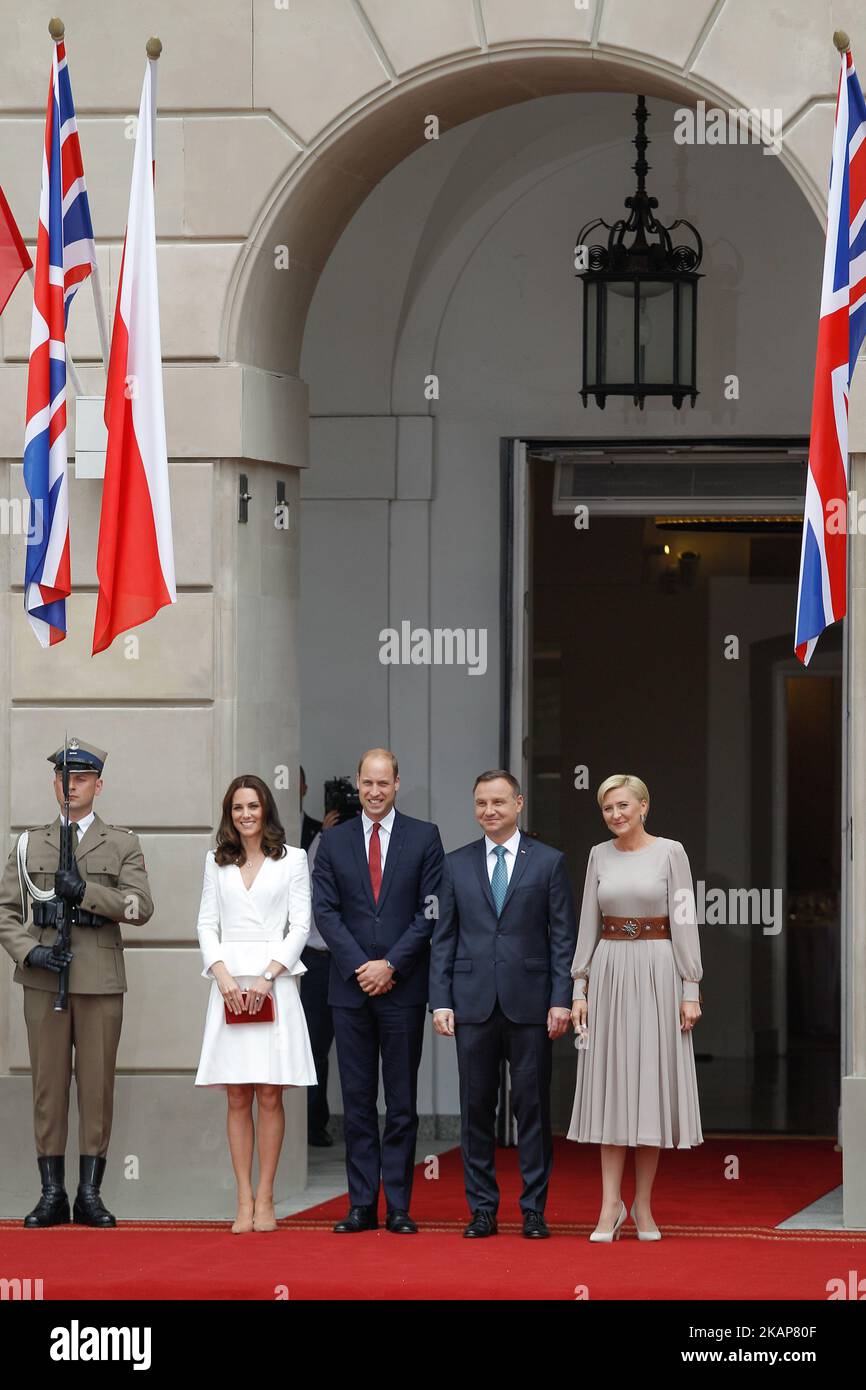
[[428, 834, 577, 1025], [312, 810, 444, 1008]]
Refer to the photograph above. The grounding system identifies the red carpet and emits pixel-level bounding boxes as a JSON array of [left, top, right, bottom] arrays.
[[1, 1137, 862, 1300]]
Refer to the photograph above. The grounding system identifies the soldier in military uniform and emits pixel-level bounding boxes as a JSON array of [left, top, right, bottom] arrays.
[[0, 739, 153, 1227]]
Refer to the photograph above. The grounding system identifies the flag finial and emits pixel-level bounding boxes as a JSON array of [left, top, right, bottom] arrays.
[[48, 17, 65, 41], [146, 37, 162, 60], [833, 30, 850, 53]]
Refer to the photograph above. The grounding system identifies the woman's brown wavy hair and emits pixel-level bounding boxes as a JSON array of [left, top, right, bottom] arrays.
[[214, 774, 286, 866]]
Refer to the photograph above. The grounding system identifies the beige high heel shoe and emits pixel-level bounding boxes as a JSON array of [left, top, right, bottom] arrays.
[[253, 1197, 278, 1232], [630, 1201, 662, 1241], [231, 1199, 255, 1234], [589, 1199, 627, 1243]]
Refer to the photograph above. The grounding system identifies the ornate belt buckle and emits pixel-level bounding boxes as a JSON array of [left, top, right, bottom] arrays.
[[622, 919, 640, 938]]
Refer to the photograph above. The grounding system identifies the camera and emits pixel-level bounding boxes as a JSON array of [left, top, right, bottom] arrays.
[[324, 776, 362, 824]]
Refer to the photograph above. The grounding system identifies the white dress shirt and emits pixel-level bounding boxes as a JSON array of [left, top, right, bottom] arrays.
[[484, 827, 522, 884], [64, 810, 95, 841], [362, 806, 395, 867]]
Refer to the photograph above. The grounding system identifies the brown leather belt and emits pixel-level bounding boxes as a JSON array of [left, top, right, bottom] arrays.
[[602, 915, 670, 941]]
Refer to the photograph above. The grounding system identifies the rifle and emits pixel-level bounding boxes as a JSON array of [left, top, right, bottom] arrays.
[[52, 735, 76, 1013]]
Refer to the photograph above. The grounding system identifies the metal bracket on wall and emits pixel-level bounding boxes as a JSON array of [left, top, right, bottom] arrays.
[[274, 479, 290, 531], [238, 473, 252, 523]]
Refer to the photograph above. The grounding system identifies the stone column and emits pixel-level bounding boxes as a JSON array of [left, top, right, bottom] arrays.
[[0, 363, 310, 1218]]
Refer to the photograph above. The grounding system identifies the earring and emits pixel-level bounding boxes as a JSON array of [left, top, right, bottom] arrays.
[[640, 813, 646, 825]]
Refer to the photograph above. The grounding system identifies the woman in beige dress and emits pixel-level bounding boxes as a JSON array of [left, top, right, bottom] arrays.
[[568, 774, 702, 1242]]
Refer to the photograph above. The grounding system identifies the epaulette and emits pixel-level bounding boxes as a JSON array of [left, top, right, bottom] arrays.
[[110, 826, 135, 834]]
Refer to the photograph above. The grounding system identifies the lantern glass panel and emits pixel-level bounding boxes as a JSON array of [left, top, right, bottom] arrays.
[[637, 280, 674, 384], [585, 280, 598, 384], [678, 280, 695, 386], [601, 282, 633, 384]]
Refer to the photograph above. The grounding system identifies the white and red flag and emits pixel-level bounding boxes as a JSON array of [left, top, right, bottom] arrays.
[[93, 48, 175, 655], [0, 185, 32, 316]]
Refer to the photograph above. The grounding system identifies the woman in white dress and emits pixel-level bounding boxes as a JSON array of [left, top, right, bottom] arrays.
[[195, 774, 316, 1233], [568, 775, 703, 1243]]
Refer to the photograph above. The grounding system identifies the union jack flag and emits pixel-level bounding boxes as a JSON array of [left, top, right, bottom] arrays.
[[795, 46, 866, 664], [23, 35, 99, 646]]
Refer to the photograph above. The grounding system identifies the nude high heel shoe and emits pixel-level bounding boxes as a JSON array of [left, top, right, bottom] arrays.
[[231, 1198, 254, 1234], [253, 1197, 278, 1232], [589, 1199, 627, 1243], [630, 1201, 662, 1241]]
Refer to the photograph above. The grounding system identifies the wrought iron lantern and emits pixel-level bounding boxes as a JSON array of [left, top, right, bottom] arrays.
[[576, 95, 703, 409]]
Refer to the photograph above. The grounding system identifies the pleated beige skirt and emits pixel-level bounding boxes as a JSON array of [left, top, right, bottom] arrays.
[[568, 938, 703, 1148]]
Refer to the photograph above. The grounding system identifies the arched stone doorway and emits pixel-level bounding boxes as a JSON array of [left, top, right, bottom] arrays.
[[2, 6, 862, 1223], [219, 23, 866, 1226]]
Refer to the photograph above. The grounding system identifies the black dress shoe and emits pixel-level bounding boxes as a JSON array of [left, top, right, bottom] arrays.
[[24, 1156, 70, 1229], [463, 1210, 498, 1238], [308, 1130, 334, 1148], [385, 1209, 418, 1234], [72, 1156, 116, 1228], [333, 1205, 378, 1233], [522, 1210, 550, 1239]]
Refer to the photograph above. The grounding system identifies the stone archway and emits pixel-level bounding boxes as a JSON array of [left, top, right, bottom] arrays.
[[221, 18, 866, 1225], [225, 30, 834, 378]]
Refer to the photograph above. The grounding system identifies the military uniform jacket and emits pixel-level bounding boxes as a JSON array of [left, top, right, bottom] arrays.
[[0, 814, 154, 994]]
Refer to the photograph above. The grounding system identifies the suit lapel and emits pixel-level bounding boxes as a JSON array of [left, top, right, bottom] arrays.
[[375, 811, 405, 913], [473, 838, 498, 916], [350, 815, 376, 911], [75, 814, 107, 861], [499, 833, 531, 916]]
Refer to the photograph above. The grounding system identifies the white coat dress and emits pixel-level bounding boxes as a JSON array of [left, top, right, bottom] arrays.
[[194, 847, 317, 1088]]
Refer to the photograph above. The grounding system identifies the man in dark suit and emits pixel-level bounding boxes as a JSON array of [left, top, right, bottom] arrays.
[[312, 748, 444, 1234], [299, 765, 341, 1147], [429, 769, 576, 1239], [299, 766, 323, 852]]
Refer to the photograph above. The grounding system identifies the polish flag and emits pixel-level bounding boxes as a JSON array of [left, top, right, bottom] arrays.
[[0, 185, 32, 317], [93, 49, 175, 655]]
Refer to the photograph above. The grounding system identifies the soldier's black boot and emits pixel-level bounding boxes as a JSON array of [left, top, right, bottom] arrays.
[[73, 1156, 116, 1227], [24, 1156, 71, 1228]]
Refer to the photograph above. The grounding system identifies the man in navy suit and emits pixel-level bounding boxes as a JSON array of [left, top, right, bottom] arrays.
[[312, 748, 444, 1234], [429, 770, 576, 1238]]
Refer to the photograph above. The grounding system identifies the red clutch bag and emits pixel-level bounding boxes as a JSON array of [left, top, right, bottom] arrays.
[[224, 992, 276, 1025]]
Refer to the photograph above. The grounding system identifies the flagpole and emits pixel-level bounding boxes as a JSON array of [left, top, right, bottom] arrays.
[[48, 16, 110, 377], [90, 271, 110, 378]]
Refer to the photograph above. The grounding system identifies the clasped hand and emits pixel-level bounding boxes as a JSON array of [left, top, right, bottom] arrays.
[[355, 959, 394, 996], [216, 968, 273, 1015]]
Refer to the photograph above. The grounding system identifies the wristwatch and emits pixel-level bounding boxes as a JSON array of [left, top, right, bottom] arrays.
[[386, 960, 396, 972], [263, 971, 275, 983]]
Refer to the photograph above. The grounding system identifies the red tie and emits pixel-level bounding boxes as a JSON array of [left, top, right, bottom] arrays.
[[369, 822, 382, 903]]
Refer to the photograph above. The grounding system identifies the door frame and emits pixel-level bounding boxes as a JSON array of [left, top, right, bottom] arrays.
[[771, 653, 844, 1071], [500, 433, 850, 1130]]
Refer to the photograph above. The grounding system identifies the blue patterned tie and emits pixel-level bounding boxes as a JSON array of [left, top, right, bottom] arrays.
[[491, 844, 508, 916]]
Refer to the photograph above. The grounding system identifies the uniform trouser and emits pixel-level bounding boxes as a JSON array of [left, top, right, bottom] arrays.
[[455, 1000, 553, 1216], [23, 986, 123, 1158], [300, 947, 334, 1134], [332, 996, 425, 1212]]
